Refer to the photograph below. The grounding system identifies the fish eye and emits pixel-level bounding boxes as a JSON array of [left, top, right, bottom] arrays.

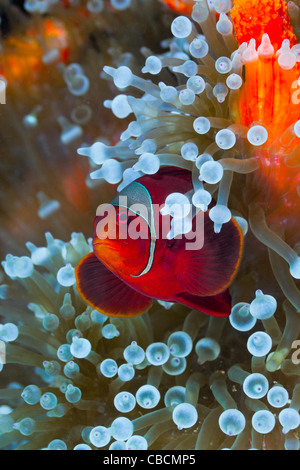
[[116, 210, 129, 225]]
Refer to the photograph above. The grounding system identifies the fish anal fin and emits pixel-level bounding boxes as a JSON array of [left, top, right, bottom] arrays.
[[174, 289, 231, 317]]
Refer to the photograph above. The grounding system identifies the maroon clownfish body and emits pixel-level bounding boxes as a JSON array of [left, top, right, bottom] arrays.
[[75, 167, 243, 317]]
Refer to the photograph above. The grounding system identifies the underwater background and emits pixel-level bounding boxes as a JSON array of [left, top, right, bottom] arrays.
[[0, 0, 300, 450]]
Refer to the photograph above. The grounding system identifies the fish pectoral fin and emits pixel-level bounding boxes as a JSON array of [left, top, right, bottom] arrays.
[[75, 252, 153, 317], [174, 289, 231, 317], [176, 213, 243, 297]]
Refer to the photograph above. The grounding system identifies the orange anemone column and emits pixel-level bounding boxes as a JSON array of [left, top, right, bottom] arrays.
[[230, 0, 300, 238]]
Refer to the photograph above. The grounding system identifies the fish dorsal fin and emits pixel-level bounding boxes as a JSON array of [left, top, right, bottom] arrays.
[[176, 213, 243, 297], [75, 253, 153, 317]]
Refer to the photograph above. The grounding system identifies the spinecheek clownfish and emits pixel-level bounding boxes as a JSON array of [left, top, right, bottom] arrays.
[[75, 167, 243, 317]]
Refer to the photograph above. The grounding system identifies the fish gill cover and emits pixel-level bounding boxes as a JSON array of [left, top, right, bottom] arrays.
[[0, 0, 299, 451]]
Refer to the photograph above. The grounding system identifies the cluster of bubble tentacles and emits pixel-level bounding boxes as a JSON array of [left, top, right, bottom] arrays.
[[1, 0, 300, 451], [0, 0, 171, 256], [23, 0, 133, 14], [78, 0, 300, 273], [0, 232, 300, 450]]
